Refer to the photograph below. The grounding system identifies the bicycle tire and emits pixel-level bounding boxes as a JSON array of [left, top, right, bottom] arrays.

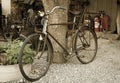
[[74, 27, 98, 64], [18, 33, 53, 82]]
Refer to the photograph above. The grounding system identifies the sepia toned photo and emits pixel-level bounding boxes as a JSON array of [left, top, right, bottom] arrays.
[[0, 0, 120, 83]]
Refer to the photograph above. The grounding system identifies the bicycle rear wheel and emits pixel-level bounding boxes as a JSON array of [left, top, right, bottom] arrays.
[[74, 27, 97, 64], [18, 33, 53, 82]]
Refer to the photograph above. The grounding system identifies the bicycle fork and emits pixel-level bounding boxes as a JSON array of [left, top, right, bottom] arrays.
[[34, 15, 48, 59]]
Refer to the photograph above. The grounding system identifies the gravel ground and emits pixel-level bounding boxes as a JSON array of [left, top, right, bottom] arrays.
[[2, 37, 120, 83], [32, 38, 120, 83]]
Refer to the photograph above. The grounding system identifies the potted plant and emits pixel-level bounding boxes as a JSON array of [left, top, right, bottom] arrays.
[[0, 40, 33, 82]]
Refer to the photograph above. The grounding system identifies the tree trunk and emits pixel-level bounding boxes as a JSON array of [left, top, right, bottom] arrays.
[[42, 0, 70, 63], [117, 5, 120, 35]]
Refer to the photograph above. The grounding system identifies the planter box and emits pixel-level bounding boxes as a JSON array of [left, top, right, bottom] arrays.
[[0, 64, 31, 82]]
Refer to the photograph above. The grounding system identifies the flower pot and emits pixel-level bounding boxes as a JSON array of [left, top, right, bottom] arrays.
[[0, 64, 31, 82]]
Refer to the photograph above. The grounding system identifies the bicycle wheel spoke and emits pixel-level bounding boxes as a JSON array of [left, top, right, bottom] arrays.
[[28, 53, 49, 79], [19, 33, 52, 82], [74, 28, 97, 64]]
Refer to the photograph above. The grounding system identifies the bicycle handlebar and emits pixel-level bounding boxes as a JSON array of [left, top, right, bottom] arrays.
[[46, 6, 66, 15], [38, 6, 66, 17]]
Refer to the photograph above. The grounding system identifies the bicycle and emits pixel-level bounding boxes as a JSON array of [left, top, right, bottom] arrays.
[[18, 1, 98, 82], [0, 15, 24, 41]]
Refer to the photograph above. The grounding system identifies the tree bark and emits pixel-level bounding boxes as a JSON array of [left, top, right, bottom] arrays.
[[117, 5, 120, 35], [42, 0, 70, 63]]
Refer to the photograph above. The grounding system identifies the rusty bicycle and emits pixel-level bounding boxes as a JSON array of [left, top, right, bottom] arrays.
[[18, 1, 98, 82]]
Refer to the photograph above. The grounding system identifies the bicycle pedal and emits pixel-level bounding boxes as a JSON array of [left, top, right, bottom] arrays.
[[64, 54, 74, 60]]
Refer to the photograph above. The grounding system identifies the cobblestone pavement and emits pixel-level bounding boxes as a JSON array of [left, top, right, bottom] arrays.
[[1, 38, 120, 83]]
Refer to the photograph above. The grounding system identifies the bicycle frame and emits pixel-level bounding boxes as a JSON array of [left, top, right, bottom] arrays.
[[46, 31, 70, 55], [39, 5, 88, 58], [18, 1, 98, 82]]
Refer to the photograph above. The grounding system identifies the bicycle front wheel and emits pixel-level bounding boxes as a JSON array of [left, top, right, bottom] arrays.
[[74, 27, 98, 64], [18, 33, 53, 82]]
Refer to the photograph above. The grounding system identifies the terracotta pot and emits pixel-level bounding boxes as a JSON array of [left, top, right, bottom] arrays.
[[0, 64, 31, 82]]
